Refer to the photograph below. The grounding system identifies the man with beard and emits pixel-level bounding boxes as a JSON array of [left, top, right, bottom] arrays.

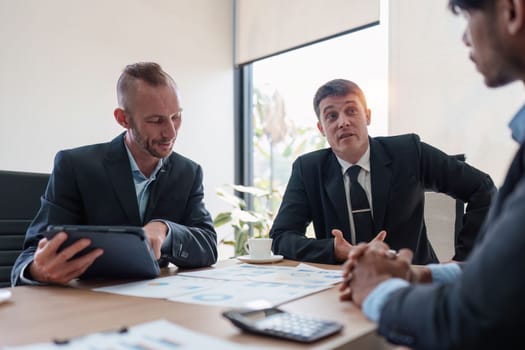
[[11, 62, 217, 286], [340, 0, 525, 348]]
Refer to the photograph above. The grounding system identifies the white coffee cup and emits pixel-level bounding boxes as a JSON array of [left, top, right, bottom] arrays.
[[244, 237, 273, 259]]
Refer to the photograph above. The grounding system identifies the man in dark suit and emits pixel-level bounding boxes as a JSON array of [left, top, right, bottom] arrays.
[[340, 0, 525, 348], [270, 79, 495, 265], [11, 62, 217, 286]]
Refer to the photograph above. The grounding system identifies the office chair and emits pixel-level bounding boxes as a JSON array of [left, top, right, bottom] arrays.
[[0, 170, 49, 287], [424, 154, 466, 262]]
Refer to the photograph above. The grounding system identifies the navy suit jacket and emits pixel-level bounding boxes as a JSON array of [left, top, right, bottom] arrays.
[[270, 134, 495, 265], [11, 134, 217, 285], [378, 141, 525, 349]]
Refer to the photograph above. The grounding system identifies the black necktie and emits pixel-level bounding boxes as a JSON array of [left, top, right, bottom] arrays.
[[347, 165, 373, 243]]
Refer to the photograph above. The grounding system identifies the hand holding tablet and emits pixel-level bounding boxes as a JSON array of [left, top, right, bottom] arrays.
[[43, 225, 160, 280]]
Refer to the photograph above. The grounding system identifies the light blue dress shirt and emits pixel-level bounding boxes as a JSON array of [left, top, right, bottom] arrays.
[[509, 103, 525, 144], [124, 145, 164, 221], [124, 144, 172, 238]]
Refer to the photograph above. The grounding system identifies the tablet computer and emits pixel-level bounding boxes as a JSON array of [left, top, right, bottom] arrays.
[[44, 225, 160, 279]]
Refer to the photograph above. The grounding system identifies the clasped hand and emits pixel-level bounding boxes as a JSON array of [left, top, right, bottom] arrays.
[[332, 228, 387, 262], [338, 240, 415, 307]]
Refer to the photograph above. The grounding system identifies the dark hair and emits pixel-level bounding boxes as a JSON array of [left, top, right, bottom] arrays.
[[313, 79, 367, 119], [448, 0, 490, 14], [117, 62, 175, 110]]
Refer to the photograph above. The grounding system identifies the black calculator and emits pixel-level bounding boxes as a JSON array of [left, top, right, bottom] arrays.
[[222, 307, 343, 343]]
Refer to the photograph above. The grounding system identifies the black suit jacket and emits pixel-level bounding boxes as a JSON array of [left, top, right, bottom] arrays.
[[11, 133, 217, 285], [270, 134, 495, 265], [378, 141, 525, 349]]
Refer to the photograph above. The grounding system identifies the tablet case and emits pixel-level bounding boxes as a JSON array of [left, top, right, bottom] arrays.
[[44, 225, 160, 279]]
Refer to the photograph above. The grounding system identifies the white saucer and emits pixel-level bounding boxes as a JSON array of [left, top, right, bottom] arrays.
[[0, 290, 12, 304], [237, 254, 284, 264]]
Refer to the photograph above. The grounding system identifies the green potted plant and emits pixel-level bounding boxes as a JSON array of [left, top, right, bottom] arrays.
[[213, 184, 276, 257]]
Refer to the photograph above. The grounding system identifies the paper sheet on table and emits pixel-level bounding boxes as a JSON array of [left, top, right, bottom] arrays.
[[178, 263, 343, 285], [4, 319, 261, 350], [93, 275, 224, 299], [168, 279, 331, 308], [92, 263, 341, 308]]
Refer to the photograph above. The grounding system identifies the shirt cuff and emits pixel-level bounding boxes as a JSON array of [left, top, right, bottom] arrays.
[[362, 278, 409, 322], [427, 262, 461, 283], [19, 261, 46, 286]]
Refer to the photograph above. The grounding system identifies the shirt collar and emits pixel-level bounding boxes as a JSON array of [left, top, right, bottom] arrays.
[[509, 103, 525, 144], [124, 142, 164, 180], [335, 141, 371, 174]]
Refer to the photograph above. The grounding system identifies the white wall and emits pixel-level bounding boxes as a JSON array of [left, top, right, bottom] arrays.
[[4, 0, 523, 259], [0, 0, 234, 219], [388, 0, 523, 186]]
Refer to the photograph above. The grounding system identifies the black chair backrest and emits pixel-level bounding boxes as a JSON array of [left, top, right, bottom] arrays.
[[0, 170, 49, 287]]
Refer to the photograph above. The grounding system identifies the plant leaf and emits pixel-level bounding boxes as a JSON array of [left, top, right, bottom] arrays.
[[230, 184, 269, 197], [232, 208, 261, 223], [216, 188, 246, 208], [213, 212, 232, 227]]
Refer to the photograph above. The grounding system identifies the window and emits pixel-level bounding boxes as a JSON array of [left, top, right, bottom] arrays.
[[237, 22, 388, 221]]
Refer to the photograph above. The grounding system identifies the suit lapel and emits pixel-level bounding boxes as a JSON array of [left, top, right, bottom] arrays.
[[324, 153, 351, 236], [369, 138, 392, 233], [104, 134, 141, 225]]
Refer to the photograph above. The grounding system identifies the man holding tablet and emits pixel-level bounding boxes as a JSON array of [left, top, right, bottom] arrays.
[[11, 62, 217, 286]]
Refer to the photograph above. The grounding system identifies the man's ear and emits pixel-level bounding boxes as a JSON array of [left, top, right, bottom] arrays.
[[366, 108, 372, 126], [505, 0, 525, 34], [317, 121, 325, 136], [114, 108, 130, 129]]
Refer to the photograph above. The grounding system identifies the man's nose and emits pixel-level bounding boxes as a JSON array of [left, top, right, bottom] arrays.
[[338, 115, 350, 127], [163, 120, 177, 139]]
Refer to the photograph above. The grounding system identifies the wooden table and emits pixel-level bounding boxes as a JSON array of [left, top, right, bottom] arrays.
[[0, 259, 394, 349]]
